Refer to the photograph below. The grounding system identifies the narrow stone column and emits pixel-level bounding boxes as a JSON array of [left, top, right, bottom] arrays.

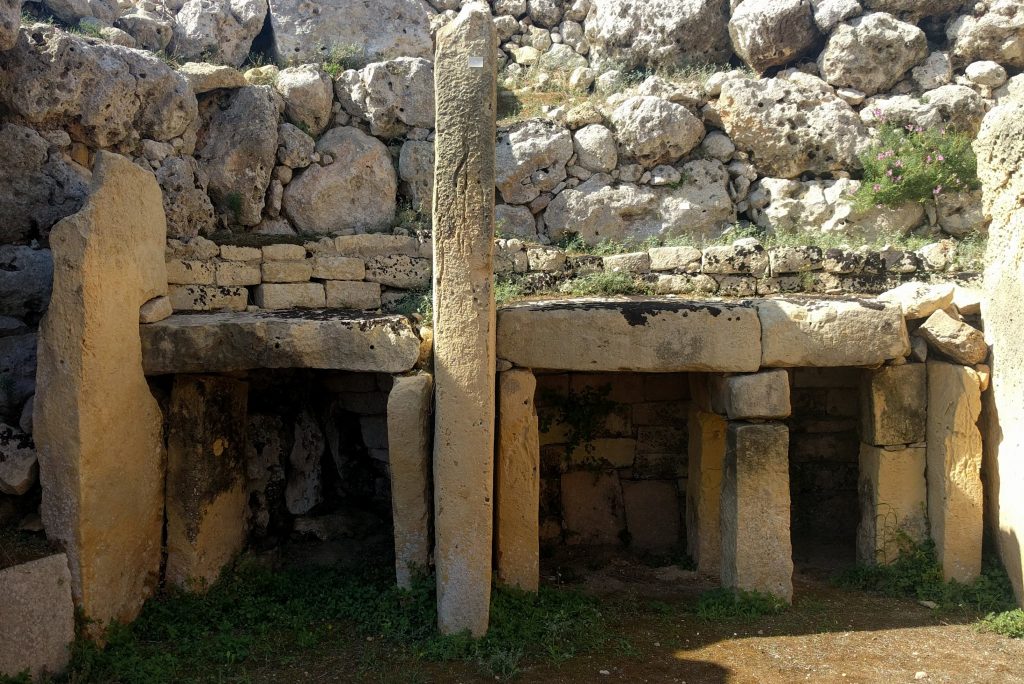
[[431, 2, 498, 636], [388, 373, 434, 589], [165, 375, 249, 589], [856, 444, 927, 565], [720, 422, 793, 602], [35, 152, 168, 631], [496, 369, 540, 592], [927, 361, 984, 582], [686, 407, 727, 576]]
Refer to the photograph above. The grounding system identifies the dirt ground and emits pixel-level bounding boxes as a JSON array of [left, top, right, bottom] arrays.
[[252, 550, 1024, 684]]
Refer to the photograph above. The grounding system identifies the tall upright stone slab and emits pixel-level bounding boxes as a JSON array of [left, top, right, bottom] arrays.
[[431, 2, 498, 637], [856, 444, 928, 566], [496, 369, 540, 592], [35, 152, 168, 631], [388, 373, 434, 589], [720, 422, 793, 602], [686, 408, 727, 576], [165, 375, 249, 590], [927, 361, 984, 582], [860, 364, 927, 446]]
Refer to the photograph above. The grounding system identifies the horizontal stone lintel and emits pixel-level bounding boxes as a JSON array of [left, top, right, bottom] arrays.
[[496, 296, 909, 372], [141, 310, 421, 375]]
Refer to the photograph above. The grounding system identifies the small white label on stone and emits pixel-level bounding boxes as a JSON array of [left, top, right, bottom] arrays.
[[468, 56, 484, 68]]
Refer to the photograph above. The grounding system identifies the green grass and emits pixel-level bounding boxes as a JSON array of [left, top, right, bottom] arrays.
[[696, 588, 787, 621], [55, 562, 605, 683], [495, 276, 526, 306], [834, 538, 1016, 615], [384, 289, 432, 320], [978, 609, 1024, 638], [322, 44, 368, 77], [557, 272, 653, 297]]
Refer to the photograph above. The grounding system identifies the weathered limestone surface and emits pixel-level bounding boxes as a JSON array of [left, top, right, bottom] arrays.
[[141, 311, 420, 374], [165, 375, 249, 590], [431, 2, 497, 637], [496, 369, 540, 592], [686, 408, 726, 575], [757, 298, 909, 367], [35, 152, 167, 630], [497, 298, 762, 372], [622, 479, 680, 553], [388, 373, 433, 589], [927, 361, 983, 582], [977, 84, 1024, 604], [709, 369, 791, 420], [857, 444, 927, 566], [859, 364, 926, 446], [916, 309, 988, 365], [561, 470, 626, 544], [0, 554, 74, 679], [721, 422, 793, 602]]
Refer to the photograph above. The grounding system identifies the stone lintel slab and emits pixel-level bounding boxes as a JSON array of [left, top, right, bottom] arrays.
[[140, 310, 421, 375], [757, 297, 910, 367], [496, 298, 762, 372]]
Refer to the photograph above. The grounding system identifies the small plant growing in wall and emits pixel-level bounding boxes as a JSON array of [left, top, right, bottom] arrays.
[[854, 121, 980, 209], [538, 384, 621, 463]]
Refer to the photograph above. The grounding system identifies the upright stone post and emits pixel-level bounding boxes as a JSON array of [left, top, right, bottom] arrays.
[[388, 373, 434, 589], [431, 2, 498, 636], [686, 407, 727, 576], [35, 152, 168, 632], [496, 369, 540, 592]]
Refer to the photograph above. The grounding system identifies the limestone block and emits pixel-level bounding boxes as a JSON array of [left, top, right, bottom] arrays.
[[286, 410, 324, 515], [330, 234, 421, 258], [859, 364, 926, 446], [262, 243, 306, 261], [856, 444, 927, 566], [0, 554, 74, 679], [262, 260, 313, 283], [388, 373, 434, 589], [496, 369, 540, 591], [757, 298, 910, 367], [312, 255, 365, 281], [927, 361, 983, 582], [431, 2, 498, 638], [216, 261, 261, 286], [915, 309, 988, 366], [561, 470, 625, 545], [141, 310, 421, 374], [686, 409, 727, 575], [166, 258, 215, 285], [139, 296, 172, 324], [878, 281, 955, 320], [220, 245, 262, 262], [165, 376, 249, 589], [721, 422, 793, 602], [648, 246, 702, 273], [622, 479, 681, 552], [254, 283, 326, 309], [603, 251, 651, 274], [497, 299, 762, 372], [365, 255, 432, 289], [35, 152, 167, 630], [169, 284, 248, 312], [324, 280, 382, 310], [709, 369, 790, 420]]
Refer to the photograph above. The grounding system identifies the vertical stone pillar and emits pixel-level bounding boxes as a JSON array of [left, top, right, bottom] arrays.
[[856, 444, 927, 565], [431, 2, 498, 636], [859, 364, 927, 446], [165, 375, 249, 589], [35, 152, 168, 631], [720, 422, 793, 602], [686, 407, 727, 576], [388, 373, 434, 589], [927, 361, 984, 582], [495, 369, 540, 592]]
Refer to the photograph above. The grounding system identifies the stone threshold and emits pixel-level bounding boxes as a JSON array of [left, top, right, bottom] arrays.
[[140, 309, 422, 375]]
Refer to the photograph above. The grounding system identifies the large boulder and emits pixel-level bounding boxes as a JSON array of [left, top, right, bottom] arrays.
[[818, 12, 928, 96], [195, 86, 279, 226], [584, 0, 731, 69], [41, 0, 117, 24], [572, 124, 617, 173], [862, 85, 986, 135], [0, 0, 20, 51], [115, 4, 175, 52], [0, 124, 89, 244], [545, 160, 734, 244], [608, 96, 705, 167], [0, 334, 36, 420], [0, 26, 197, 148], [336, 58, 435, 138], [155, 156, 217, 239], [863, 0, 961, 17], [282, 126, 397, 234], [947, 0, 1024, 69], [172, 0, 267, 67], [729, 0, 819, 73], [0, 246, 53, 320], [275, 64, 333, 137], [268, 0, 435, 65], [495, 120, 573, 205], [718, 72, 869, 178]]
